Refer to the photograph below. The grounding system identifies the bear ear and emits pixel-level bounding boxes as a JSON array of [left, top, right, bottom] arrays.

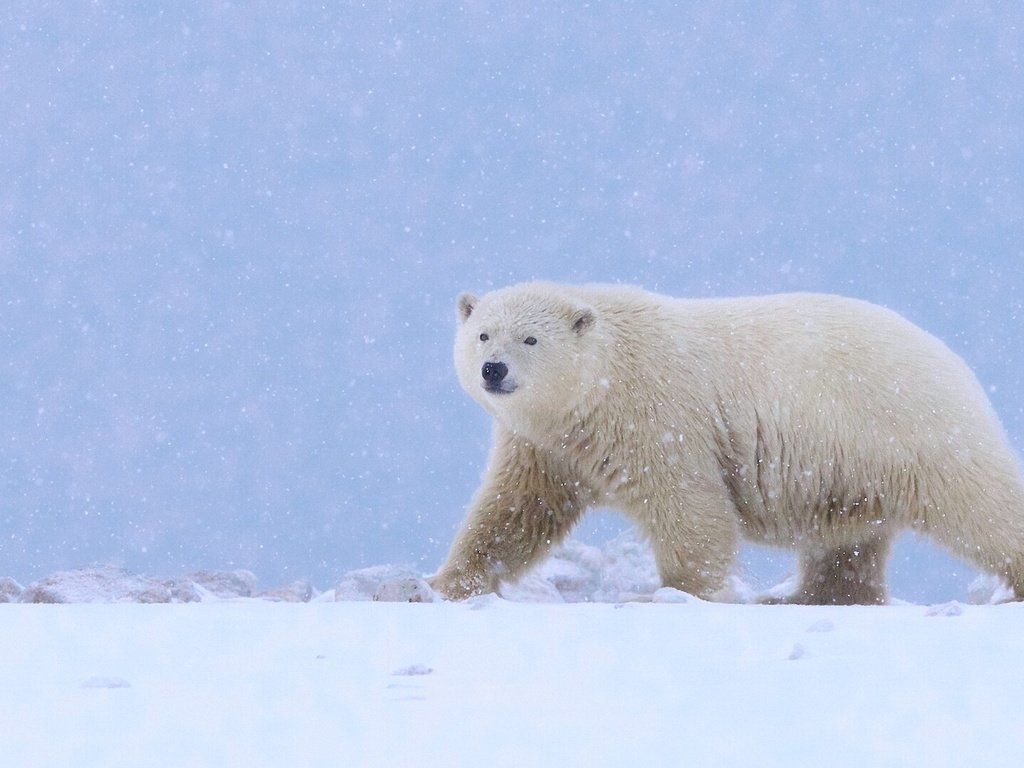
[[457, 293, 478, 323], [569, 305, 596, 335]]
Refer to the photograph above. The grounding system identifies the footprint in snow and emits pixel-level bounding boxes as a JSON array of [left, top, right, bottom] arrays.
[[81, 676, 131, 689], [786, 643, 808, 661], [392, 664, 433, 677], [387, 664, 432, 701]]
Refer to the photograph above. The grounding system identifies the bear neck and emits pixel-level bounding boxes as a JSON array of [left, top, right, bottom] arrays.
[[506, 384, 624, 484]]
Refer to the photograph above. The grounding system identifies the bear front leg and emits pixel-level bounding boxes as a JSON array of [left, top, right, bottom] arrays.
[[431, 432, 588, 600]]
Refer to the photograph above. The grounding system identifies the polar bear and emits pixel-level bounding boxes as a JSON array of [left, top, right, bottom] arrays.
[[430, 282, 1024, 604]]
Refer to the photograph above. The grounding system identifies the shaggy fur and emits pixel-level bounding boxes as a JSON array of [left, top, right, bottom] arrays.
[[431, 283, 1024, 604]]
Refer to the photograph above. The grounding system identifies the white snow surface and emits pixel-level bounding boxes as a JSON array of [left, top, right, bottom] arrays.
[[4, 534, 1023, 766]]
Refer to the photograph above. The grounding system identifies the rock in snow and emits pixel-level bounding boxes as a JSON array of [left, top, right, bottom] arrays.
[[0, 577, 24, 603], [19, 566, 176, 604], [184, 569, 258, 599], [334, 564, 425, 602], [259, 581, 315, 603], [13, 566, 312, 604], [373, 577, 437, 602]]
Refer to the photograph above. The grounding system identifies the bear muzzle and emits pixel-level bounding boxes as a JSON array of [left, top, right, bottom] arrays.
[[481, 361, 516, 394]]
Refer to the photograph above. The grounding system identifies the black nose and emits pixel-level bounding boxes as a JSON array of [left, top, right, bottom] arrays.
[[481, 361, 508, 384]]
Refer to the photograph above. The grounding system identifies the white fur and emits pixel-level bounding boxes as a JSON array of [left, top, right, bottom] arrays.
[[432, 283, 1024, 604]]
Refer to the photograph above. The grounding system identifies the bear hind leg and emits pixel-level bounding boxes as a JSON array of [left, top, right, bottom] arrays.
[[645, 492, 740, 600], [916, 472, 1024, 602], [791, 536, 892, 605]]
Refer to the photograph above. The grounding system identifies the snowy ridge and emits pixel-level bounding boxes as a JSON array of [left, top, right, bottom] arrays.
[[1, 565, 313, 604], [6, 534, 661, 604], [2, 531, 1011, 605]]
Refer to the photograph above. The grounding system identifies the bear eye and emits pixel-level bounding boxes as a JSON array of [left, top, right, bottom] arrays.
[[479, 333, 489, 342], [524, 336, 537, 346]]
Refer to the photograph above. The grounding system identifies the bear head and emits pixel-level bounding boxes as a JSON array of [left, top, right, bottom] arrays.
[[454, 284, 602, 434]]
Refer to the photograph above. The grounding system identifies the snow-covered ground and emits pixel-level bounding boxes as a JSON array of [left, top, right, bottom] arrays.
[[3, 535, 1022, 767], [4, 594, 1023, 767]]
